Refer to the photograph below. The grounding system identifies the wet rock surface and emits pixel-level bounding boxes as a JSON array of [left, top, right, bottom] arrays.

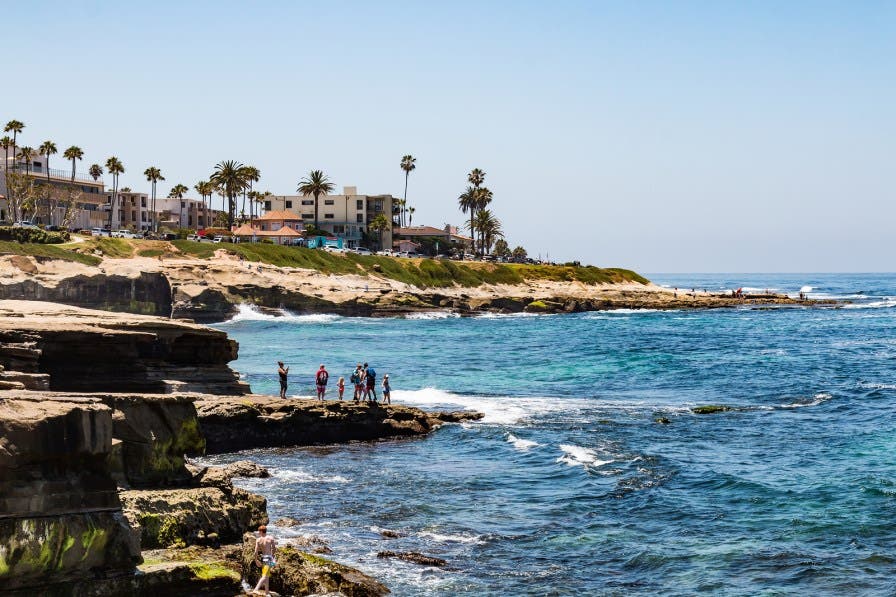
[[241, 533, 389, 597], [377, 551, 448, 567], [197, 396, 483, 453]]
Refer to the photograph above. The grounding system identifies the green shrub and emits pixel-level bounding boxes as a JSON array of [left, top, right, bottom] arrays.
[[0, 226, 70, 244]]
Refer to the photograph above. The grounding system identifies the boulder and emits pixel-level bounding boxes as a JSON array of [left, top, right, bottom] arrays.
[[241, 533, 389, 596], [121, 486, 268, 549], [377, 551, 447, 567]]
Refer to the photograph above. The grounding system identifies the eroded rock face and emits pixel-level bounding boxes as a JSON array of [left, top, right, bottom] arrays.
[[0, 272, 172, 317], [241, 533, 389, 597], [196, 397, 482, 454], [0, 301, 249, 395], [121, 487, 267, 549], [0, 397, 140, 592]]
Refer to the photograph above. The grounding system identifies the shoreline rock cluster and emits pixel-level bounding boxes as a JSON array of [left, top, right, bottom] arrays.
[[0, 253, 835, 324], [0, 302, 481, 595]]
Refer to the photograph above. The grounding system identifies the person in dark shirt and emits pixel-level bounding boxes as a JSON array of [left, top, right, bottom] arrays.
[[277, 361, 289, 399]]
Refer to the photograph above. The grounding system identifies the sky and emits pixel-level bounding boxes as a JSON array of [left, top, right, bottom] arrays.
[[3, 1, 894, 272]]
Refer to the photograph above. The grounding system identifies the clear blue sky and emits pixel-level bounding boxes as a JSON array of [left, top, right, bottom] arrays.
[[4, 1, 894, 271]]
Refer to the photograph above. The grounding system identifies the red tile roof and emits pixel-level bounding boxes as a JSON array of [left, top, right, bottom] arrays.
[[257, 210, 302, 221]]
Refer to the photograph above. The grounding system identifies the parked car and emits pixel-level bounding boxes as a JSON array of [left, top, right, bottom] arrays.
[[377, 249, 394, 256], [482, 255, 497, 262], [186, 234, 201, 242], [90, 227, 111, 237], [462, 253, 476, 261], [323, 246, 345, 253], [13, 221, 39, 229], [353, 247, 372, 256]]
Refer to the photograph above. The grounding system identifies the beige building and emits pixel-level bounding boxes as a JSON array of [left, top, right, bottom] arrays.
[[1, 154, 105, 225], [154, 197, 215, 230], [262, 186, 395, 249]]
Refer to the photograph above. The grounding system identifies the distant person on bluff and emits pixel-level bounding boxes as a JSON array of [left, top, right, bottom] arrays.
[[364, 363, 378, 402], [315, 364, 329, 400], [277, 361, 289, 399], [382, 374, 391, 404]]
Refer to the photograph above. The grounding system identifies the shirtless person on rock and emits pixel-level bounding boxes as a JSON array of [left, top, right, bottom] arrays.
[[253, 524, 277, 596]]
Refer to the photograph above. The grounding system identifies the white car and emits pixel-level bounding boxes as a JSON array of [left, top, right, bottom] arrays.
[[323, 246, 345, 253], [13, 221, 39, 229], [376, 249, 394, 256], [353, 248, 372, 256], [186, 234, 201, 242], [90, 227, 112, 237]]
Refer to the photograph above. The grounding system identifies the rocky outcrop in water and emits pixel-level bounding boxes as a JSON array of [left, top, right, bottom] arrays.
[[240, 534, 389, 597], [197, 396, 484, 453]]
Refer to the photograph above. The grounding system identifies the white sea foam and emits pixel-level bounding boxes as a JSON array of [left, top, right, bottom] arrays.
[[474, 311, 546, 319], [225, 304, 342, 323], [779, 393, 832, 409], [403, 311, 460, 320], [392, 388, 577, 425], [800, 285, 814, 293], [270, 468, 350, 484], [843, 298, 896, 310], [556, 444, 613, 468], [506, 433, 540, 451], [418, 530, 487, 545]]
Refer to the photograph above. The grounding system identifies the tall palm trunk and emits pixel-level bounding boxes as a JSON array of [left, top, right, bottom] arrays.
[[403, 174, 409, 227], [314, 192, 320, 230]]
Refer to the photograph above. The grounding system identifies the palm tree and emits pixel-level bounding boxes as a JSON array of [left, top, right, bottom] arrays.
[[106, 157, 125, 229], [255, 191, 273, 224], [474, 187, 493, 256], [17, 147, 35, 173], [168, 183, 189, 228], [408, 206, 416, 227], [194, 180, 213, 228], [38, 141, 57, 224], [400, 155, 416, 226], [240, 166, 260, 222], [39, 141, 57, 179], [0, 136, 11, 172], [473, 208, 503, 255], [467, 168, 485, 188], [297, 170, 335, 232], [4, 120, 24, 162], [143, 166, 163, 232], [88, 164, 103, 182], [369, 213, 390, 251], [63, 146, 83, 181], [209, 160, 249, 227], [458, 186, 478, 254]]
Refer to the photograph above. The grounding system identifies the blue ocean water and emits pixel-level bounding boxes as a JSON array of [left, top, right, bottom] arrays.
[[204, 274, 896, 596]]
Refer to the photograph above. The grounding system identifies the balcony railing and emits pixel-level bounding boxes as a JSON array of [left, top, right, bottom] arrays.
[[6, 163, 103, 184]]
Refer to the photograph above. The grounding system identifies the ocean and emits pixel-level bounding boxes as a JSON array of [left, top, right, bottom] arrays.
[[200, 273, 896, 596]]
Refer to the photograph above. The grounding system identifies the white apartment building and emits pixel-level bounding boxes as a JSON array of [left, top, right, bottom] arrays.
[[154, 197, 216, 230], [1, 154, 105, 224], [262, 186, 395, 249]]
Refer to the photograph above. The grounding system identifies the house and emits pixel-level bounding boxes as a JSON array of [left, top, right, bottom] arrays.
[[261, 187, 394, 249], [254, 210, 304, 232], [392, 225, 473, 255], [231, 223, 305, 245]]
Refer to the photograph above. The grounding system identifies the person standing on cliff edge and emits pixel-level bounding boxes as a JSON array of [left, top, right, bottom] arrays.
[[316, 364, 329, 400], [253, 524, 277, 595], [277, 361, 289, 399]]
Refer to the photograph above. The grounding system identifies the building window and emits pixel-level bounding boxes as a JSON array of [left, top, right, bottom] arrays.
[[374, 200, 383, 212], [356, 199, 364, 210], [33, 161, 41, 169], [265, 201, 272, 210], [324, 213, 334, 219], [141, 199, 146, 207], [301, 199, 313, 206], [302, 213, 313, 219], [356, 214, 363, 223], [333, 225, 344, 234], [324, 199, 334, 205], [285, 200, 292, 208]]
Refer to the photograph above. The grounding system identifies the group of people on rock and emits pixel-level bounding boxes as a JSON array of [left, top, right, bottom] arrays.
[[276, 360, 391, 404]]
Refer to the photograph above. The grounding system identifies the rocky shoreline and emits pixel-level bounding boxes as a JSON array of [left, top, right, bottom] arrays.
[[0, 253, 836, 323], [0, 302, 481, 595]]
